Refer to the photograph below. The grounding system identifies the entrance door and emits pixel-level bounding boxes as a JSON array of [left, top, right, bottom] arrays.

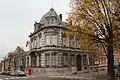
[[76, 55, 82, 71]]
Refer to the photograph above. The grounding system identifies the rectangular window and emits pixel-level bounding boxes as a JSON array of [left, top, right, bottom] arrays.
[[45, 54, 50, 67], [51, 35, 57, 45], [58, 54, 62, 67], [51, 53, 56, 67], [71, 54, 75, 66], [27, 57, 29, 67], [47, 19, 50, 24], [45, 35, 51, 45], [63, 54, 68, 66], [51, 19, 54, 24], [83, 55, 87, 65]]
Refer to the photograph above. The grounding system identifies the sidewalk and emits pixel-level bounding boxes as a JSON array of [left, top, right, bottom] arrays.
[[27, 71, 108, 80], [49, 71, 108, 80]]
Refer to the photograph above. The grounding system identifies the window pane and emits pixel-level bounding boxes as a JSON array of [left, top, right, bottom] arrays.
[[51, 53, 56, 67], [47, 19, 50, 24], [51, 19, 54, 24], [45, 35, 50, 45], [45, 54, 50, 67], [51, 35, 57, 45]]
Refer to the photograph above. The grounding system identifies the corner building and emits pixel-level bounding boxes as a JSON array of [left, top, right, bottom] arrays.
[[26, 8, 92, 75]]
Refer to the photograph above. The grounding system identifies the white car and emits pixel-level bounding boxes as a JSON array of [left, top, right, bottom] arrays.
[[10, 71, 16, 76], [15, 70, 26, 76]]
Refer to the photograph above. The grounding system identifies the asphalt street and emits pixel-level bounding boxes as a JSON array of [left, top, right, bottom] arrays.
[[0, 75, 79, 80]]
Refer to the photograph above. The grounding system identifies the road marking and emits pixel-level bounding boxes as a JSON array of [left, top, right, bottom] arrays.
[[21, 77, 27, 78], [15, 77, 20, 79], [3, 78, 9, 80], [10, 77, 15, 79]]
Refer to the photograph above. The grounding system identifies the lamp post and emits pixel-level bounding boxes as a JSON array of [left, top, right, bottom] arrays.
[[2, 57, 6, 71]]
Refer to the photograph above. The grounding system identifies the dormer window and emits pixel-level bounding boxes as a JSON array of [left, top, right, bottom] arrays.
[[47, 18, 50, 24], [46, 17, 56, 24], [51, 18, 54, 24]]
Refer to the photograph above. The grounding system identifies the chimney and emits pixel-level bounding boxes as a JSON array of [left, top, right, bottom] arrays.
[[59, 14, 62, 21]]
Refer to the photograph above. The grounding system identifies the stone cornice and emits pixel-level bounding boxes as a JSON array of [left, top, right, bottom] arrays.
[[29, 25, 68, 37]]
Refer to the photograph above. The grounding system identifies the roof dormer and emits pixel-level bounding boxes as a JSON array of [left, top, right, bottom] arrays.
[[40, 8, 62, 25]]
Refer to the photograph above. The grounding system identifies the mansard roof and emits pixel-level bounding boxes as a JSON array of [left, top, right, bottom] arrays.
[[29, 8, 67, 37], [40, 8, 62, 25]]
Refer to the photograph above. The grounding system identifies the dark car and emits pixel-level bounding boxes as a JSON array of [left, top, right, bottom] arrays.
[[0, 71, 5, 75]]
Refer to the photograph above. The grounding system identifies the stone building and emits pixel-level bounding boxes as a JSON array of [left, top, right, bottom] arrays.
[[6, 46, 26, 71], [26, 8, 94, 75]]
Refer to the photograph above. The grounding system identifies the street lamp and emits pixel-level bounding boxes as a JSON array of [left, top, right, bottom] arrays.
[[2, 57, 6, 71]]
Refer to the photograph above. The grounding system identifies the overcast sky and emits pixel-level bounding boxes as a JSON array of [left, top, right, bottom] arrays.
[[0, 0, 70, 60]]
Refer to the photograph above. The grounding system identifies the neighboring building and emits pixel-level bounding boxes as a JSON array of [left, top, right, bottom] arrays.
[[93, 43, 120, 71], [5, 46, 26, 71], [25, 8, 94, 75]]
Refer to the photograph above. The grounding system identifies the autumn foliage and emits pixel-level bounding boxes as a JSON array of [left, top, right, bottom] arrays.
[[67, 0, 120, 79]]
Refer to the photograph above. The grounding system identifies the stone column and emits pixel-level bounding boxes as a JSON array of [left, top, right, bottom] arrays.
[[25, 57, 27, 68], [37, 36, 39, 48], [50, 53, 52, 67], [41, 53, 45, 67], [41, 32, 45, 46], [56, 53, 58, 67], [29, 55, 31, 67], [58, 29, 62, 46], [87, 54, 89, 66]]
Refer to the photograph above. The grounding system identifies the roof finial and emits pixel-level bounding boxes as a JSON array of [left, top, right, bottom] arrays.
[[51, 1, 54, 8]]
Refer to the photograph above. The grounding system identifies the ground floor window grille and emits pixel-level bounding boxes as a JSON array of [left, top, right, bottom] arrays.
[[45, 54, 50, 67], [51, 53, 57, 67], [63, 53, 68, 67], [31, 55, 37, 67], [71, 54, 75, 66], [58, 53, 62, 67], [89, 55, 94, 66], [83, 55, 88, 65]]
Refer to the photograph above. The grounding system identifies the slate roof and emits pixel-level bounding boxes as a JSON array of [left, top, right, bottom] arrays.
[[40, 8, 62, 25]]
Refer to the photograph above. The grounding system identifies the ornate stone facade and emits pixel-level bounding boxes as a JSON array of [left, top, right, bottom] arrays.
[[25, 8, 92, 75]]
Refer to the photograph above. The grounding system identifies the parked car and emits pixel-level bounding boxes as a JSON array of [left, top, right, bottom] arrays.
[[0, 71, 5, 75], [6, 71, 11, 75], [15, 70, 26, 76], [10, 71, 16, 76], [0, 71, 11, 75]]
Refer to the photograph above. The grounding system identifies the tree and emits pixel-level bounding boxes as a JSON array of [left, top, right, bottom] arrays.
[[68, 0, 120, 79]]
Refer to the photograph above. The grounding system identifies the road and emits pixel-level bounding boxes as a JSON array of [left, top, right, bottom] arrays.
[[0, 75, 79, 80]]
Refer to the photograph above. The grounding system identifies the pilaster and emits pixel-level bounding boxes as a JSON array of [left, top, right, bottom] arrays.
[[41, 53, 45, 67], [29, 55, 31, 67], [35, 53, 40, 67]]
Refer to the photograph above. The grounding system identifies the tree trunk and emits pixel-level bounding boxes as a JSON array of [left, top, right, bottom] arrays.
[[107, 43, 115, 80]]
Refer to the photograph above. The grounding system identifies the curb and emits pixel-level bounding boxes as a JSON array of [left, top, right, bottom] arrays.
[[49, 75, 94, 80]]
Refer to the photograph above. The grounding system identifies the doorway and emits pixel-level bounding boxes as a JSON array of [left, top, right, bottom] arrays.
[[76, 54, 82, 71]]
